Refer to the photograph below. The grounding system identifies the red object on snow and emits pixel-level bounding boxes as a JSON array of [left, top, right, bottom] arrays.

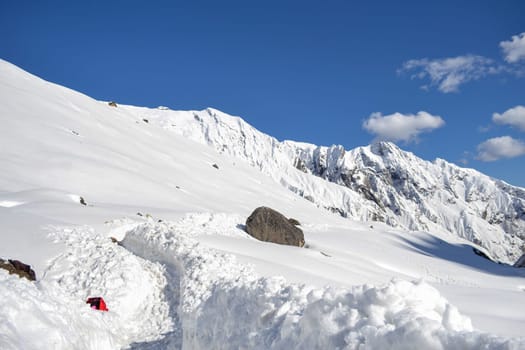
[[86, 297, 108, 311]]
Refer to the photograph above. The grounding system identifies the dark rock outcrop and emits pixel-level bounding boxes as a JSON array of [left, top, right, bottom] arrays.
[[246, 207, 305, 247], [514, 254, 525, 268], [0, 259, 36, 281]]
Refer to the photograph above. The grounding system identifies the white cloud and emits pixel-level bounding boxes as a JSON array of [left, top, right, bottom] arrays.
[[476, 136, 525, 161], [500, 32, 525, 63], [399, 55, 499, 93], [492, 105, 525, 131], [362, 111, 445, 143]]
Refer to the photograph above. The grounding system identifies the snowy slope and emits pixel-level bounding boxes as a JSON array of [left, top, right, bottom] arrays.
[[1, 59, 525, 349], [124, 105, 525, 264]]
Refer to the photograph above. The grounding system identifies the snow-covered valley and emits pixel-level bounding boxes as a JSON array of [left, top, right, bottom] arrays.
[[1, 59, 524, 349]]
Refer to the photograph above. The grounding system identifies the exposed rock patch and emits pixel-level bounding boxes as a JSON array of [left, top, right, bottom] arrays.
[[514, 254, 525, 268], [0, 259, 36, 281]]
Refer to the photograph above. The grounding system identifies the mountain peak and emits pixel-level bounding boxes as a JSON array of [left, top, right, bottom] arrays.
[[369, 141, 403, 157]]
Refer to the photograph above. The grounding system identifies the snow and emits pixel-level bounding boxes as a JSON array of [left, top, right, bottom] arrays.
[[1, 58, 525, 349], [118, 101, 525, 264], [0, 200, 24, 208], [0, 271, 118, 349], [121, 220, 524, 349]]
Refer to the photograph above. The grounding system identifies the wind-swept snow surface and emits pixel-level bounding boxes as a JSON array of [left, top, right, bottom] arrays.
[[0, 59, 524, 349]]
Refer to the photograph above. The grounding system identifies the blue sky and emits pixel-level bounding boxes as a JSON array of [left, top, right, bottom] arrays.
[[2, 0, 525, 186]]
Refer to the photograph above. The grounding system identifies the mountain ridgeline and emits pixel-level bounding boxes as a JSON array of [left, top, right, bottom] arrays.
[[2, 57, 522, 264], [130, 106, 525, 264]]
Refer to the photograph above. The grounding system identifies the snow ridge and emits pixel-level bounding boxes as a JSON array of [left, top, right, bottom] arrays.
[[124, 105, 525, 263], [121, 218, 523, 350], [4, 217, 522, 349], [0, 224, 173, 349]]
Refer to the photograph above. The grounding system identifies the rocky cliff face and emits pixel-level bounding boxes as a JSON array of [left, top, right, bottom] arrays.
[[127, 106, 525, 263], [289, 141, 525, 263]]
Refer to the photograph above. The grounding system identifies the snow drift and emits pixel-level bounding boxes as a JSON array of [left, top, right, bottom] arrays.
[[123, 221, 523, 350]]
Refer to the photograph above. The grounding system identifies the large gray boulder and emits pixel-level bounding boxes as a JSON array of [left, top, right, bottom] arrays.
[[245, 207, 305, 247]]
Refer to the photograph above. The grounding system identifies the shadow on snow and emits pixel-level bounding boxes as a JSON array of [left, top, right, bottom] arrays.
[[396, 233, 525, 278]]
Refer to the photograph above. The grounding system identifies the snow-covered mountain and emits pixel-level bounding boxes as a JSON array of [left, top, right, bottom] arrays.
[[120, 104, 525, 264], [1, 59, 525, 349]]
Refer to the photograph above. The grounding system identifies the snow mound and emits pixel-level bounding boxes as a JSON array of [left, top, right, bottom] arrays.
[[45, 226, 174, 346], [0, 271, 118, 349], [122, 219, 524, 349], [0, 224, 176, 349]]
